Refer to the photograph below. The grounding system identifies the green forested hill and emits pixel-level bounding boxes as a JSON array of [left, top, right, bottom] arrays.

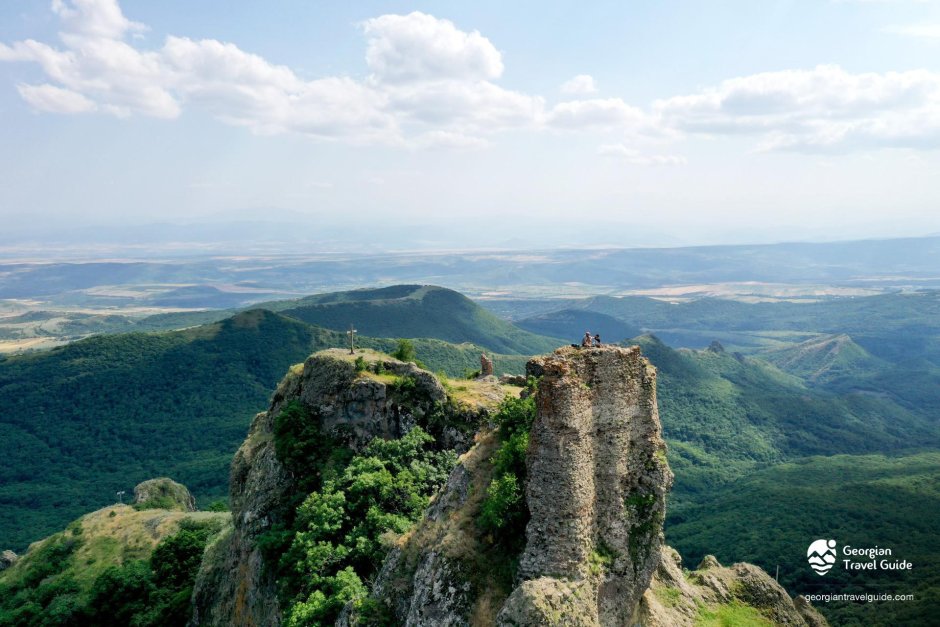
[[510, 290, 940, 361], [665, 452, 940, 627], [264, 285, 559, 354], [633, 335, 939, 499], [0, 309, 540, 551], [759, 333, 887, 385], [514, 309, 640, 345], [639, 334, 940, 625]]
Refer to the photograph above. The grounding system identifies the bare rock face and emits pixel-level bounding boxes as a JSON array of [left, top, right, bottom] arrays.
[[0, 550, 17, 571], [638, 549, 829, 627], [133, 478, 196, 512], [498, 346, 673, 626]]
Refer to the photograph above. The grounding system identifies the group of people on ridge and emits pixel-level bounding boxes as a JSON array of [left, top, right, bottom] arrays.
[[581, 331, 602, 347]]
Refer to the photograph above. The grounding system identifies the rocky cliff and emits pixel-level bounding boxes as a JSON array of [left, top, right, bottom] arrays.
[[360, 346, 826, 626], [193, 345, 826, 627], [189, 349, 500, 627], [499, 346, 672, 625]]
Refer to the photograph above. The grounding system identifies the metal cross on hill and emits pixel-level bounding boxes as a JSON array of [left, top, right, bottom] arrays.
[[347, 324, 357, 354]]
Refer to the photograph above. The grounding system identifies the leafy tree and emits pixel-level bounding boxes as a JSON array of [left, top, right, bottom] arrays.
[[478, 395, 536, 552], [274, 427, 456, 625], [392, 339, 417, 363]]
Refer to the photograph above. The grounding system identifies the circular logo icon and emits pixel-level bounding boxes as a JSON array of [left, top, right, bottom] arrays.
[[807, 539, 837, 575]]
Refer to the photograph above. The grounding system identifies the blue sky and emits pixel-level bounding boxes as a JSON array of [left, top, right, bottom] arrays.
[[2, 0, 940, 250]]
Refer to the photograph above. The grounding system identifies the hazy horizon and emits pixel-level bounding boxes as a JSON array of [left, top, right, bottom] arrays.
[[3, 0, 940, 250]]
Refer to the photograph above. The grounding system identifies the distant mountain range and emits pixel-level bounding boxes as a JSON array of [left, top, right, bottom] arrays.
[[3, 235, 940, 308]]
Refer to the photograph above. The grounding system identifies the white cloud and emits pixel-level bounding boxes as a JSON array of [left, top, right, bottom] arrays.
[[547, 98, 653, 132], [361, 12, 503, 84], [17, 83, 96, 113], [0, 2, 540, 144], [884, 23, 940, 39], [386, 79, 542, 132], [598, 144, 687, 165], [52, 0, 146, 40], [560, 74, 597, 95], [3, 3, 940, 155], [654, 64, 940, 152]]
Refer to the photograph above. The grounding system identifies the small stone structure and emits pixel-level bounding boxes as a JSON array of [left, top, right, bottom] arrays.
[[479, 353, 494, 377]]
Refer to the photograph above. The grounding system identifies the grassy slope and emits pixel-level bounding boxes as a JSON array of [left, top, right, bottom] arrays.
[[0, 308, 542, 551], [759, 333, 888, 384], [0, 504, 230, 625], [0, 506, 229, 591]]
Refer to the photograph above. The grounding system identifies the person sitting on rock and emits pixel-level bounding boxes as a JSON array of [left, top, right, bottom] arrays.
[[582, 331, 593, 347], [593, 334, 602, 347]]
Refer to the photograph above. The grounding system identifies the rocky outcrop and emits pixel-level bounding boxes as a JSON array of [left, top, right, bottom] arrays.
[[638, 548, 828, 627], [0, 550, 17, 571], [133, 477, 196, 512], [499, 346, 672, 626], [190, 349, 484, 627]]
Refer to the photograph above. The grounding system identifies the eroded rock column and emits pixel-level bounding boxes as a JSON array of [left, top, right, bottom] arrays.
[[501, 346, 673, 626]]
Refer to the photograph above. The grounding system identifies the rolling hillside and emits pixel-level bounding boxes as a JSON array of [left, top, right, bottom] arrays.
[[759, 333, 888, 385], [0, 308, 538, 550], [632, 335, 940, 501], [513, 309, 640, 345], [264, 285, 559, 354]]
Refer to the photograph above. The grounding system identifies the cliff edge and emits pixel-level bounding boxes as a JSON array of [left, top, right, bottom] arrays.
[[193, 345, 826, 626]]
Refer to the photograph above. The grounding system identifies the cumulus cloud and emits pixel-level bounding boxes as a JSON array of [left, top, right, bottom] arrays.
[[560, 74, 597, 95], [0, 3, 544, 144], [362, 12, 503, 84], [17, 83, 96, 113], [654, 64, 940, 152], [52, 0, 146, 40], [598, 144, 687, 165], [3, 2, 940, 154]]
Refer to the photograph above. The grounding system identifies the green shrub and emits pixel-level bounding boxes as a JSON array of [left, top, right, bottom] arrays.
[[275, 426, 456, 625], [392, 339, 416, 363], [493, 395, 536, 440], [478, 474, 523, 534], [273, 400, 353, 494], [477, 394, 536, 555]]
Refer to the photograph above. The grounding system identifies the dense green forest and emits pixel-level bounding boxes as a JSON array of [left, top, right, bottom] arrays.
[[666, 452, 940, 626], [634, 335, 939, 498]]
